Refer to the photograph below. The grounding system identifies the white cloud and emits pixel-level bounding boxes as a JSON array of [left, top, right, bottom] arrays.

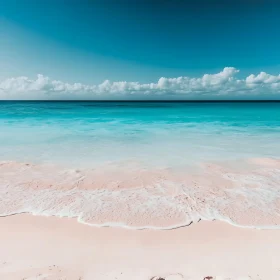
[[0, 67, 280, 99]]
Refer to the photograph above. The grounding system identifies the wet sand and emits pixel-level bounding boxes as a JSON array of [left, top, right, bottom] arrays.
[[1, 159, 280, 229]]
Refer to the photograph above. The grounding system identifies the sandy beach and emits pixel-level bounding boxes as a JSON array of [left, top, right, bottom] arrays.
[[1, 159, 280, 279], [1, 214, 280, 280]]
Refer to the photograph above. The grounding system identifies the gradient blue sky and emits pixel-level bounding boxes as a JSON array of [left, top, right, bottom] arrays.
[[0, 0, 280, 99]]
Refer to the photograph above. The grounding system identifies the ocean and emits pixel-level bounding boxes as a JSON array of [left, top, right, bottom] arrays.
[[0, 101, 280, 229], [1, 101, 280, 167]]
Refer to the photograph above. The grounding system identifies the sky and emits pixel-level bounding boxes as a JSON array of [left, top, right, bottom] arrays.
[[0, 0, 280, 100]]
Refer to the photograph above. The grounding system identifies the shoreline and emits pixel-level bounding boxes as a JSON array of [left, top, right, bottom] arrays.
[[1, 214, 280, 280], [3, 212, 280, 231], [1, 158, 280, 230]]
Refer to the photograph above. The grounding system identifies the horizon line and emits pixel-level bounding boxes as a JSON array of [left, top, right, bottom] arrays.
[[1, 100, 280, 102]]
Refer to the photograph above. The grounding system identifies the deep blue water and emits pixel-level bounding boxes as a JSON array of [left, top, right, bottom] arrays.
[[0, 101, 280, 167]]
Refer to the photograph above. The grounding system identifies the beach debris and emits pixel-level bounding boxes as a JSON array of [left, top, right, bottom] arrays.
[[151, 274, 185, 280], [203, 277, 213, 280]]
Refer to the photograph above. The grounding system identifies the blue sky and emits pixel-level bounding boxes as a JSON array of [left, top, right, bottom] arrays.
[[0, 0, 280, 99]]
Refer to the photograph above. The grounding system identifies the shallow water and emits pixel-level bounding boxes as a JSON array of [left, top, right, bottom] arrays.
[[0, 101, 280, 229], [1, 101, 280, 167]]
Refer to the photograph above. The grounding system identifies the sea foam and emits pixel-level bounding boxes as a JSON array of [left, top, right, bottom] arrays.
[[1, 159, 280, 230]]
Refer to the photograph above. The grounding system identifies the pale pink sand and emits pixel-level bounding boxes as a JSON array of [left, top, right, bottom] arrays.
[[1, 214, 280, 280], [1, 159, 280, 229], [0, 159, 280, 229]]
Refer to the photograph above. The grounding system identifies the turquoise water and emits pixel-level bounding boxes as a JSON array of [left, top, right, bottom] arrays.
[[0, 101, 280, 168], [1, 101, 280, 229]]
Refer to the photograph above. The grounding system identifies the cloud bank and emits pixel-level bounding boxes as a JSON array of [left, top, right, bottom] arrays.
[[0, 67, 280, 100]]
